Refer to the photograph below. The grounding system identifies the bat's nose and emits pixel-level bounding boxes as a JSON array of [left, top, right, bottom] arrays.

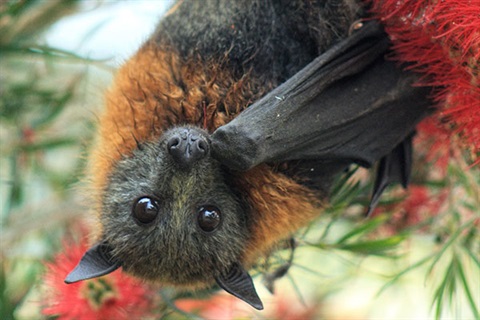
[[167, 128, 209, 168]]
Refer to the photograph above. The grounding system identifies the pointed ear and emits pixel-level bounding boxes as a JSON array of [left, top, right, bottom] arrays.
[[65, 242, 121, 284], [215, 262, 263, 310]]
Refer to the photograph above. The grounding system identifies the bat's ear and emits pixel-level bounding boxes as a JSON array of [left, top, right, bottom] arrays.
[[215, 262, 263, 310], [64, 242, 121, 284]]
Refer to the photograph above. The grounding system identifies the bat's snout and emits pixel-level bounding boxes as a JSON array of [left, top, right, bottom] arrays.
[[166, 128, 210, 168]]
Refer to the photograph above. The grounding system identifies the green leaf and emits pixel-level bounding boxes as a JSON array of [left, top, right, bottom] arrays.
[[426, 219, 477, 277], [455, 255, 480, 319], [0, 262, 16, 320], [287, 274, 307, 307], [335, 235, 405, 256], [432, 258, 456, 319], [1, 45, 104, 63], [464, 247, 480, 269], [329, 166, 359, 200], [336, 215, 388, 244], [31, 85, 76, 129], [16, 137, 77, 152], [377, 253, 435, 296]]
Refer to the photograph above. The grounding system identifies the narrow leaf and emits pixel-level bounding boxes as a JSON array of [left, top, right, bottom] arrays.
[[336, 235, 404, 255], [377, 253, 435, 296], [336, 215, 388, 244], [455, 256, 480, 319]]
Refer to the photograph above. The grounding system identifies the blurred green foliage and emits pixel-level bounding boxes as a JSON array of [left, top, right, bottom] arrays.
[[0, 1, 478, 319], [0, 1, 112, 318]]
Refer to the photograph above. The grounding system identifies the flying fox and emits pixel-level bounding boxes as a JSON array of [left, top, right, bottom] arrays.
[[65, 0, 431, 309]]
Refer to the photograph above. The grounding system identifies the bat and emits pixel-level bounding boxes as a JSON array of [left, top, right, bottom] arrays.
[[64, 0, 431, 310]]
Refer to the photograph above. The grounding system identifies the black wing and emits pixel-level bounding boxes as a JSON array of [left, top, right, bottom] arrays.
[[211, 21, 432, 210]]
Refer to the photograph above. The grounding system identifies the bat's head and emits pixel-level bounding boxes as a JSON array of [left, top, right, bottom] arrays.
[[65, 126, 263, 309]]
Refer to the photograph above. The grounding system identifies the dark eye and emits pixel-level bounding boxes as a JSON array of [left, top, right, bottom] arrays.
[[132, 197, 159, 225], [197, 205, 221, 233]]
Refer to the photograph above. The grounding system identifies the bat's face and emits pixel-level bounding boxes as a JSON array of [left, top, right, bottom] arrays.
[[66, 126, 264, 308], [99, 126, 249, 287]]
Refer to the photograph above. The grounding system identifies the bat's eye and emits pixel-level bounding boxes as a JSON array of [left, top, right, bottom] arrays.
[[132, 197, 159, 225], [197, 205, 221, 233]]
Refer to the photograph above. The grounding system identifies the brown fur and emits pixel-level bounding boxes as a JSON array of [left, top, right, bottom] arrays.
[[233, 166, 320, 265], [90, 42, 321, 261]]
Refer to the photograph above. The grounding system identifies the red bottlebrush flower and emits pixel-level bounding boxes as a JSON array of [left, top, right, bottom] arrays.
[[415, 117, 452, 175], [42, 239, 154, 320], [368, 0, 480, 160], [176, 293, 252, 319], [176, 291, 318, 319], [399, 185, 448, 226], [373, 184, 448, 234], [268, 294, 318, 320]]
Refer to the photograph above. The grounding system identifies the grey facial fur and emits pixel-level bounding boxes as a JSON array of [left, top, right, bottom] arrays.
[[100, 126, 248, 286]]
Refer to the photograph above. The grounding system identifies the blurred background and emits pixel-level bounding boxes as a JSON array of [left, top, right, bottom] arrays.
[[0, 1, 478, 319]]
